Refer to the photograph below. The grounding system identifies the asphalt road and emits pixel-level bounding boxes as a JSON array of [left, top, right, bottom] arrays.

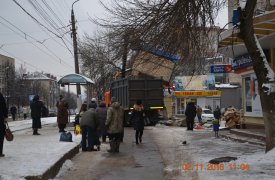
[[54, 127, 166, 180]]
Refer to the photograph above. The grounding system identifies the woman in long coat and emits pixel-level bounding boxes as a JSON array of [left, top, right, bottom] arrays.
[[57, 100, 68, 132], [0, 92, 8, 157], [96, 101, 107, 143], [30, 95, 44, 135], [131, 100, 144, 144]]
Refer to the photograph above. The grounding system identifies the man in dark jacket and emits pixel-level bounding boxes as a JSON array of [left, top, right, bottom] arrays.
[[10, 105, 17, 121], [80, 103, 98, 151], [0, 92, 8, 157], [185, 102, 197, 131], [30, 95, 44, 135]]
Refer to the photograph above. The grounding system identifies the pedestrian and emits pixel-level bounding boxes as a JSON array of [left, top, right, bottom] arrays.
[[213, 106, 221, 138], [130, 99, 144, 145], [57, 98, 69, 133], [10, 105, 17, 121], [22, 105, 28, 120], [80, 103, 98, 151], [96, 101, 107, 143], [196, 105, 202, 123], [185, 102, 197, 131], [75, 103, 87, 126], [106, 97, 124, 153], [89, 97, 97, 109], [30, 95, 44, 135], [0, 92, 8, 157]]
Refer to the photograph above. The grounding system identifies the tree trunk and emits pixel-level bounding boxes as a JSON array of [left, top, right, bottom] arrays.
[[238, 1, 275, 152]]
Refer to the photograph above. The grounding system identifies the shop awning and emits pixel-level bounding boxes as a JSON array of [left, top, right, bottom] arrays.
[[219, 10, 275, 58]]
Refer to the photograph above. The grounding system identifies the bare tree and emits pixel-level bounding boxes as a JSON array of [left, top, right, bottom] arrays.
[[93, 0, 226, 76], [79, 31, 124, 99]]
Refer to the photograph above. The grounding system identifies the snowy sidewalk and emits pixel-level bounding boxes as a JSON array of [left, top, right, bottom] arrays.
[[0, 117, 81, 180]]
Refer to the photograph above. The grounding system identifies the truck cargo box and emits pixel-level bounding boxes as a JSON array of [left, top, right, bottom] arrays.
[[110, 78, 164, 110]]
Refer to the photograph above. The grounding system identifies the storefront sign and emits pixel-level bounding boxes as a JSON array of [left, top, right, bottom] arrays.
[[210, 65, 232, 73], [173, 90, 221, 97], [232, 54, 253, 74]]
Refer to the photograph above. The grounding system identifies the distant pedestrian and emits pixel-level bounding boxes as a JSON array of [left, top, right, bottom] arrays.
[[75, 103, 87, 126], [10, 105, 17, 121], [185, 102, 197, 131], [57, 98, 69, 133], [213, 106, 221, 138], [22, 106, 29, 120], [30, 95, 44, 135], [80, 103, 98, 151], [196, 105, 202, 123], [96, 101, 107, 143], [130, 100, 144, 144], [0, 92, 8, 157], [106, 97, 124, 153]]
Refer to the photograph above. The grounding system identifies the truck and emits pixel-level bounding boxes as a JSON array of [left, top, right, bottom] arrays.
[[106, 77, 164, 126]]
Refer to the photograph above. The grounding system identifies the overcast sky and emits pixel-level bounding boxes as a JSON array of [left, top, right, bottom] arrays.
[[0, 0, 228, 79]]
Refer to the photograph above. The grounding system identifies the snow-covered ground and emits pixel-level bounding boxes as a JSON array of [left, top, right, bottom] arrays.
[[151, 125, 275, 180], [0, 117, 81, 180]]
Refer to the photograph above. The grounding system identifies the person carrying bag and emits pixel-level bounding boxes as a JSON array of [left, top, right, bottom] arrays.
[[0, 92, 8, 157]]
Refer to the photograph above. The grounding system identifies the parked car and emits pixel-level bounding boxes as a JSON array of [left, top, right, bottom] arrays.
[[195, 108, 214, 123]]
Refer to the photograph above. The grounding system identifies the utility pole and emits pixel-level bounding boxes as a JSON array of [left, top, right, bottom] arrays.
[[71, 0, 81, 95], [121, 32, 128, 78]]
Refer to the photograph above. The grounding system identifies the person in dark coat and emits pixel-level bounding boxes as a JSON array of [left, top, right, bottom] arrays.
[[131, 100, 144, 144], [30, 95, 44, 135], [10, 105, 17, 121], [89, 98, 97, 109], [185, 102, 197, 131], [213, 106, 221, 137], [96, 101, 107, 143], [57, 99, 69, 133], [80, 103, 98, 151], [0, 92, 8, 157]]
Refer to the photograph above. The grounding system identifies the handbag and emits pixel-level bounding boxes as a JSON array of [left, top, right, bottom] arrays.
[[60, 132, 72, 142], [5, 122, 14, 141]]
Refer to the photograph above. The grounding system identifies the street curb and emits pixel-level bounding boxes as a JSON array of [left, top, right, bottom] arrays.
[[220, 134, 265, 146], [25, 144, 80, 180]]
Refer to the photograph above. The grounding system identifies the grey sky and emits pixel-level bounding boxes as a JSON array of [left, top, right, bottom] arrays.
[[0, 0, 228, 78]]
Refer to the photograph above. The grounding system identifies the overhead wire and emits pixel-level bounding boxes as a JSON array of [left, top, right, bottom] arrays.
[[12, 0, 73, 55], [0, 16, 74, 70]]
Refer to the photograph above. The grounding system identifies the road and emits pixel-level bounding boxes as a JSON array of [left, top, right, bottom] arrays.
[[54, 127, 166, 180], [54, 125, 272, 180]]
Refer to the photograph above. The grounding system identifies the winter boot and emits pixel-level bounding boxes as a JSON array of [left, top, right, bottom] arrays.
[[135, 135, 139, 145], [107, 141, 115, 153], [114, 141, 120, 153]]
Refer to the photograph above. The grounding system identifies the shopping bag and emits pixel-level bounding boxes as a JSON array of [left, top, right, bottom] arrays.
[[5, 122, 14, 141], [74, 125, 81, 135], [60, 132, 72, 142]]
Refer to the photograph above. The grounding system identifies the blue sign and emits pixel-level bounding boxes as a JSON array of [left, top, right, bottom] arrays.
[[210, 65, 232, 73], [232, 54, 253, 70]]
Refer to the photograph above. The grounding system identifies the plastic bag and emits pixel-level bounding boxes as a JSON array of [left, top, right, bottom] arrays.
[[74, 125, 81, 135], [60, 132, 72, 142]]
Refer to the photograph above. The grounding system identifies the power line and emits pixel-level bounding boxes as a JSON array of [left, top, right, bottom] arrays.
[[0, 16, 74, 69], [12, 0, 73, 55]]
